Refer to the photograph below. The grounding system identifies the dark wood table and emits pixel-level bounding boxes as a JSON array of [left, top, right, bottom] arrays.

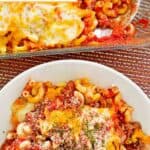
[[0, 48, 150, 97]]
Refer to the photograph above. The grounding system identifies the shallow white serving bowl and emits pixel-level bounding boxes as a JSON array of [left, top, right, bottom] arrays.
[[0, 59, 149, 144]]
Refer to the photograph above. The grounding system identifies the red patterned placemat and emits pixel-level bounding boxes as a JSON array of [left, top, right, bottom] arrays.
[[0, 48, 150, 97]]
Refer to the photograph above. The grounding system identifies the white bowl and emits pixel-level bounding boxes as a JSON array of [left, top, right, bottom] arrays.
[[0, 60, 149, 144]]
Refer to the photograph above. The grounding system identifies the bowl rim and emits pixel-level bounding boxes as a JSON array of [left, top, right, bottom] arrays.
[[0, 59, 149, 104]]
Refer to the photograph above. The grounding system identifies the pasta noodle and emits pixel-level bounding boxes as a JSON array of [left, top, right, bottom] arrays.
[[0, 0, 136, 54], [1, 78, 150, 150]]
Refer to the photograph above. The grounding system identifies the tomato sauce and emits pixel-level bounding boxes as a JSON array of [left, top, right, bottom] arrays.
[[138, 18, 149, 28]]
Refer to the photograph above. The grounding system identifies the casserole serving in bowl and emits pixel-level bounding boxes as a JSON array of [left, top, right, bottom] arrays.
[[0, 60, 149, 149]]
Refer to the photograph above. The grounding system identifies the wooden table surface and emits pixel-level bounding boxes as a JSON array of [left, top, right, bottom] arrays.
[[0, 48, 150, 97]]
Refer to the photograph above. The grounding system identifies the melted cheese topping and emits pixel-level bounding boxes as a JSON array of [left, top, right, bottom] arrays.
[[80, 106, 114, 149], [11, 99, 34, 124], [44, 109, 82, 136], [43, 106, 114, 145], [0, 3, 89, 52]]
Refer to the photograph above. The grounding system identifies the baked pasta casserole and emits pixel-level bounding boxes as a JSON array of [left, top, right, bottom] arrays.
[[0, 0, 136, 53], [1, 78, 150, 150]]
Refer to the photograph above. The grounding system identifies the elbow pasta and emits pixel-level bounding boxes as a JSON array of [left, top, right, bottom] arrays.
[[2, 78, 149, 150], [102, 2, 117, 18], [81, 0, 134, 28], [0, 0, 136, 54], [125, 23, 136, 35], [25, 82, 45, 103]]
